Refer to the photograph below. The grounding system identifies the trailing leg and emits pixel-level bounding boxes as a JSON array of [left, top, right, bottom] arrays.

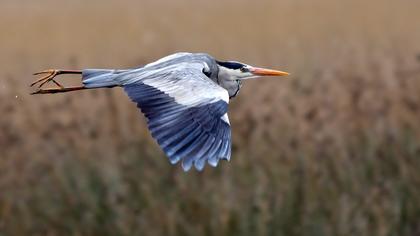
[[31, 86, 89, 95]]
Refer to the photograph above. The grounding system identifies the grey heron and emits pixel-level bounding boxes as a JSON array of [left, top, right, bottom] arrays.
[[30, 52, 289, 171]]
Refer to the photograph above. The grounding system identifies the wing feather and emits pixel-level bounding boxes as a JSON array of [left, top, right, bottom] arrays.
[[122, 62, 231, 171]]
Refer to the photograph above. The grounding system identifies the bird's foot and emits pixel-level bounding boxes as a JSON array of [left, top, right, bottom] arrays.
[[31, 69, 65, 88]]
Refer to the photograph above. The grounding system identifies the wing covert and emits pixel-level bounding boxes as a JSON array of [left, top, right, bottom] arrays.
[[123, 63, 231, 171]]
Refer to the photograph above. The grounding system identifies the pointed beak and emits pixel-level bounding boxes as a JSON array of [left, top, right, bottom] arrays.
[[250, 67, 290, 77]]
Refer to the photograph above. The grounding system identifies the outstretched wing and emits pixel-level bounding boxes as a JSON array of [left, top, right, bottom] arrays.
[[122, 62, 231, 171]]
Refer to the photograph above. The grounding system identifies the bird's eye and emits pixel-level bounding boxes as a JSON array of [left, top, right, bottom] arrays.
[[240, 67, 248, 72]]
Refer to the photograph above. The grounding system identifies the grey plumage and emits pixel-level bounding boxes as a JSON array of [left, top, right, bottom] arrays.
[[83, 53, 242, 97], [31, 52, 289, 171], [83, 53, 232, 171]]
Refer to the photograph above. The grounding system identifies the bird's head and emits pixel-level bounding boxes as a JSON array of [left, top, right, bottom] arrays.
[[216, 60, 289, 81]]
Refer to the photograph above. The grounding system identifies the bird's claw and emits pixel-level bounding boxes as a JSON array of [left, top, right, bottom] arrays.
[[31, 69, 64, 88], [30, 88, 42, 95]]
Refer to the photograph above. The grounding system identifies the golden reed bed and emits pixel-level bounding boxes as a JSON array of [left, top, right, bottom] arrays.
[[0, 0, 420, 235]]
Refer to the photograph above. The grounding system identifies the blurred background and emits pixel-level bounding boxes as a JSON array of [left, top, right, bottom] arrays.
[[1, 0, 420, 235]]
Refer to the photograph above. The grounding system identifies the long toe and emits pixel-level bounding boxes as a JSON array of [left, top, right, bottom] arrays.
[[31, 70, 58, 87]]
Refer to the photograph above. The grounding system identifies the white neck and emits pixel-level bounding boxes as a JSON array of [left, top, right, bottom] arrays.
[[217, 66, 243, 81], [216, 66, 243, 98]]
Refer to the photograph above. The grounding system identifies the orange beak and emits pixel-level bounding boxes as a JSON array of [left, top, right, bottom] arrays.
[[250, 67, 290, 77]]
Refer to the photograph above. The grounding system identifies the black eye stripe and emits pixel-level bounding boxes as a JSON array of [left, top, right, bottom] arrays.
[[216, 61, 244, 70]]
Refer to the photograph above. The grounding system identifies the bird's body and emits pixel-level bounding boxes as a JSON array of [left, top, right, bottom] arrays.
[[31, 52, 289, 171], [83, 53, 242, 98]]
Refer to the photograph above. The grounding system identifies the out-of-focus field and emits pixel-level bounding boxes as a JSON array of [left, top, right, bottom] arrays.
[[1, 0, 420, 235]]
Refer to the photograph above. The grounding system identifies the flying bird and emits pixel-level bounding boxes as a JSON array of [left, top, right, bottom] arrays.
[[31, 52, 289, 171]]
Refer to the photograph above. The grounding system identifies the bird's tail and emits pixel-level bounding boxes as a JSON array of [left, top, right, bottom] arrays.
[[82, 69, 128, 88]]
